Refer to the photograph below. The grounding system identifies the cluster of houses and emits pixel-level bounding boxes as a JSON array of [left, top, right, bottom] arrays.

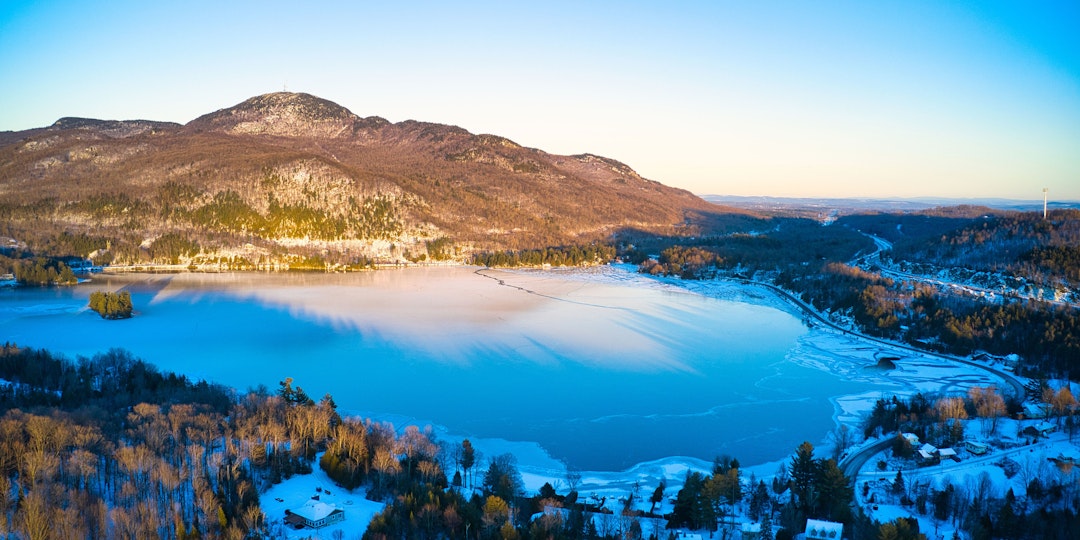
[[533, 507, 843, 540], [740, 518, 843, 540], [901, 417, 1059, 467], [901, 433, 962, 466]]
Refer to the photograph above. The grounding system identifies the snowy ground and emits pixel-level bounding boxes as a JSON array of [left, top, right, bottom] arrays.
[[260, 455, 385, 540], [855, 426, 1080, 540]]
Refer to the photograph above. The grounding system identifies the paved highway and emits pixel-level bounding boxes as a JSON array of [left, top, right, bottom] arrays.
[[840, 437, 894, 480]]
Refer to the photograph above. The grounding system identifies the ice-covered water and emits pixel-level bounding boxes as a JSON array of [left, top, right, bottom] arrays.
[[1, 266, 872, 471]]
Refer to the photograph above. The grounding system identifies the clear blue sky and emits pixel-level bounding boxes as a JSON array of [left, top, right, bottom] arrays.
[[2, 0, 1078, 200]]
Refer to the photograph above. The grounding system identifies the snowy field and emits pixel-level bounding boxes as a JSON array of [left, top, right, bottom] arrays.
[[260, 453, 385, 539]]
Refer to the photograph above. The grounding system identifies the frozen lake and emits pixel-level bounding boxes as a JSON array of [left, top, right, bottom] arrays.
[[1, 266, 873, 471]]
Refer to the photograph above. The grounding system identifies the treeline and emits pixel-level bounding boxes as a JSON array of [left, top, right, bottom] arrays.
[[0, 187, 406, 268], [638, 246, 721, 279], [88, 291, 134, 319], [864, 384, 1078, 445], [633, 218, 874, 278], [11, 257, 78, 286], [0, 346, 341, 539], [778, 262, 1080, 376], [862, 388, 1020, 443], [886, 210, 1080, 289], [148, 233, 200, 265], [472, 244, 616, 268], [28, 231, 111, 263], [184, 190, 404, 242], [1021, 245, 1080, 287]]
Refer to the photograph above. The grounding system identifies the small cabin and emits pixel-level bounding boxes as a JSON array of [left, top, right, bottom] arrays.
[[1022, 421, 1056, 438], [1023, 403, 1049, 420]]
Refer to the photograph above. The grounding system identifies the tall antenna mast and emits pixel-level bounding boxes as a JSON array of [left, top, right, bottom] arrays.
[[1043, 187, 1048, 219]]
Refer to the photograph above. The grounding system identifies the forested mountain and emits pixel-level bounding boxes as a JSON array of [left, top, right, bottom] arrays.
[[0, 92, 736, 269]]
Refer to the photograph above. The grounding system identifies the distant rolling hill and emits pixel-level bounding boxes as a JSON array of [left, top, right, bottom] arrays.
[[704, 194, 1080, 220], [0, 92, 748, 267]]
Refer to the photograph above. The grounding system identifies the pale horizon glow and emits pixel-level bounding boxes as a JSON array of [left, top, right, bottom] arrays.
[[1, 1, 1078, 200]]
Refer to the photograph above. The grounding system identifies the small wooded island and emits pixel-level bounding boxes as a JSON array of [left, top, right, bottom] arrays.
[[88, 290, 133, 319]]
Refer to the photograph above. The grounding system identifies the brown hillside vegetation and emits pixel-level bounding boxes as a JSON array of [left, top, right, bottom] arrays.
[[0, 92, 746, 267]]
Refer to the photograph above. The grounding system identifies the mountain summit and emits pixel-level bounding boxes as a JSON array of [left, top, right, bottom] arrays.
[[0, 92, 740, 267], [186, 92, 363, 138]]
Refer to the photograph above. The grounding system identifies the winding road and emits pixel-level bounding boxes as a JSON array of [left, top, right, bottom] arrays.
[[730, 276, 1026, 400], [729, 233, 1031, 483], [720, 265, 1032, 484], [840, 437, 894, 480]]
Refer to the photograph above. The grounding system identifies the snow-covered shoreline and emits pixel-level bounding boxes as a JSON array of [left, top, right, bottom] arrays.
[[334, 265, 1014, 509], [8, 263, 1048, 538]]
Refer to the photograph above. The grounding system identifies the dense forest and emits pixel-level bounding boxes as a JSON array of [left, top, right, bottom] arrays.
[[883, 210, 1080, 288], [470, 244, 616, 268]]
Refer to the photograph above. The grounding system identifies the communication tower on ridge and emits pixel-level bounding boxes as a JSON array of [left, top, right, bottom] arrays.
[[1043, 187, 1048, 219]]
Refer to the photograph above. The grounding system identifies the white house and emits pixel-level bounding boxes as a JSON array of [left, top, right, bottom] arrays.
[[742, 521, 762, 540], [938, 447, 959, 462], [965, 441, 989, 455], [284, 499, 345, 530], [804, 519, 843, 539], [917, 443, 938, 463], [672, 531, 703, 540], [901, 433, 919, 447], [1023, 402, 1049, 420]]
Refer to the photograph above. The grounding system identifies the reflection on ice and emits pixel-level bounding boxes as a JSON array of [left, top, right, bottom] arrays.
[[2, 265, 890, 471], [200, 268, 710, 372]]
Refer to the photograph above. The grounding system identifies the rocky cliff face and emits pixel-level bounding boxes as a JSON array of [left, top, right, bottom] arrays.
[[0, 92, 736, 267]]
